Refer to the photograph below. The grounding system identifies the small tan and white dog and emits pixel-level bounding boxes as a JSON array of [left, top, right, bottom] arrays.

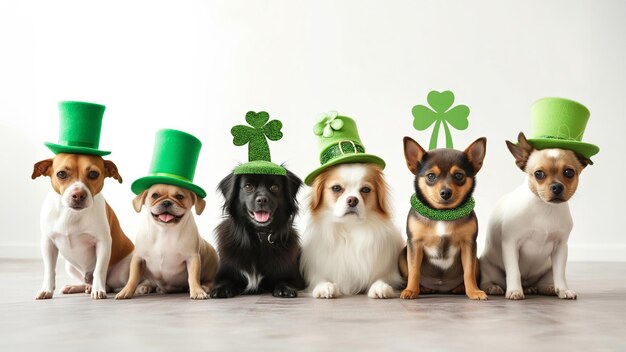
[[479, 133, 592, 300], [32, 153, 135, 300], [300, 163, 404, 299], [115, 184, 218, 300]]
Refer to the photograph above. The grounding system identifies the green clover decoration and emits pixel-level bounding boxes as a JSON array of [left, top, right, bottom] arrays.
[[314, 111, 344, 138], [412, 90, 469, 150], [231, 111, 283, 162]]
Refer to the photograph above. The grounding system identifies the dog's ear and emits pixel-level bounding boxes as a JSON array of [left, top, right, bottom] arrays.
[[132, 190, 148, 213], [32, 159, 53, 179], [285, 169, 303, 209], [372, 166, 390, 218], [103, 160, 123, 183], [191, 192, 206, 215], [403, 137, 427, 175], [217, 173, 236, 214], [310, 172, 327, 213], [575, 152, 593, 169], [506, 132, 534, 171], [464, 137, 487, 173]]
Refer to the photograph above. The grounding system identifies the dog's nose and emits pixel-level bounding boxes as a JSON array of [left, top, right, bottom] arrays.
[[550, 183, 564, 195], [347, 196, 359, 207], [162, 200, 172, 207], [440, 188, 452, 200], [71, 190, 86, 202], [256, 196, 268, 206]]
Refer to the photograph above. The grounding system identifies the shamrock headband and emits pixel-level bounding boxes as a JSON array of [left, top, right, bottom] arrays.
[[231, 111, 286, 176], [411, 90, 470, 150]]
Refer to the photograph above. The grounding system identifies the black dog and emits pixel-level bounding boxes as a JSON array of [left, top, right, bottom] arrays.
[[210, 170, 305, 298]]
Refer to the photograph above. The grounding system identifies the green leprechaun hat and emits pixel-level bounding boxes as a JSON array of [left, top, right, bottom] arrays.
[[304, 111, 385, 186], [44, 101, 111, 156], [526, 97, 599, 158], [231, 111, 287, 176], [131, 129, 206, 198]]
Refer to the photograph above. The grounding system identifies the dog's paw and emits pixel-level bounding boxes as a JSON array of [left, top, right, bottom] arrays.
[[273, 284, 298, 298], [312, 282, 338, 299], [36, 291, 53, 300], [367, 280, 394, 299], [135, 284, 153, 295], [484, 285, 504, 295], [91, 290, 107, 300], [61, 284, 87, 294], [505, 289, 525, 300], [556, 288, 577, 300], [400, 289, 420, 300], [210, 285, 238, 299], [524, 286, 538, 295], [467, 289, 488, 301], [538, 285, 557, 296], [190, 287, 209, 300], [115, 288, 134, 300]]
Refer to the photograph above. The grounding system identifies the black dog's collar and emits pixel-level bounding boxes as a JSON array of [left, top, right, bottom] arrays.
[[256, 231, 275, 244]]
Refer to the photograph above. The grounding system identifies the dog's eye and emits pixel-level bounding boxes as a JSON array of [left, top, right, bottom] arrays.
[[426, 173, 437, 182], [563, 169, 575, 178], [360, 186, 371, 194], [175, 194, 184, 201], [88, 171, 99, 180], [56, 171, 67, 180], [534, 170, 545, 180], [331, 185, 342, 193], [270, 185, 280, 193], [453, 173, 465, 181], [243, 184, 255, 193], [151, 193, 159, 200]]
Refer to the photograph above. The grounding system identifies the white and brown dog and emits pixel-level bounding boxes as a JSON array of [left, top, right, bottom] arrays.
[[300, 163, 404, 299], [115, 184, 218, 300], [479, 133, 592, 300], [32, 153, 134, 299]]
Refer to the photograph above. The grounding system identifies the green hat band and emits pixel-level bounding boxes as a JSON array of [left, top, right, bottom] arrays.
[[320, 141, 366, 165], [58, 139, 98, 149]]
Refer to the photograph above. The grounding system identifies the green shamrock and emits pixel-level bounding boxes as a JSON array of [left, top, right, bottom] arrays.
[[412, 90, 470, 150], [231, 111, 283, 162]]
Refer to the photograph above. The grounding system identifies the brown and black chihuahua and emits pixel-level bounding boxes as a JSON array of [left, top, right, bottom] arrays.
[[399, 136, 488, 300]]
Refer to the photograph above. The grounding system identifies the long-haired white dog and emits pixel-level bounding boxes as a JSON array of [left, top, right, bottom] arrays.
[[300, 163, 404, 298]]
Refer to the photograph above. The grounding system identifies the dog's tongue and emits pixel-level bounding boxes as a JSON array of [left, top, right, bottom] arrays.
[[254, 211, 270, 223], [159, 213, 175, 223]]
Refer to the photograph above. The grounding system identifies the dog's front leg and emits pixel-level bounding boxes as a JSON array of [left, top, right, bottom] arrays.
[[91, 237, 112, 299], [502, 239, 524, 300], [552, 241, 576, 299], [36, 237, 58, 299], [460, 241, 487, 300], [187, 254, 209, 300], [400, 242, 423, 299], [115, 255, 145, 300]]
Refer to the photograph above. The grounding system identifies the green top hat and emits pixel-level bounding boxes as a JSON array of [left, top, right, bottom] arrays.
[[44, 101, 111, 156], [526, 97, 599, 158], [304, 111, 385, 186], [131, 129, 206, 198], [231, 111, 287, 176]]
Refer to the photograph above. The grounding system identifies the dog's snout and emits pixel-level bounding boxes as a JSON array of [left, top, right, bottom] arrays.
[[162, 200, 172, 208], [256, 195, 268, 206], [550, 183, 564, 195], [71, 190, 86, 202], [346, 196, 359, 208], [440, 188, 452, 200]]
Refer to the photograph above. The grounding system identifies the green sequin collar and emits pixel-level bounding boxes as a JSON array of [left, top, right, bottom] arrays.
[[410, 193, 475, 221]]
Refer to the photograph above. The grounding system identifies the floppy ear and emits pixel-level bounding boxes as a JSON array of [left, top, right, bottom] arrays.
[[464, 137, 487, 173], [32, 159, 53, 179], [132, 190, 148, 213], [403, 137, 427, 175], [372, 166, 390, 218], [506, 132, 534, 171], [310, 172, 327, 213], [575, 152, 593, 169], [103, 160, 123, 183], [191, 192, 206, 215], [217, 173, 236, 214], [284, 169, 303, 214]]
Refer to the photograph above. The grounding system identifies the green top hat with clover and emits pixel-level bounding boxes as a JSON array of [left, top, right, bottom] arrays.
[[45, 101, 111, 156], [231, 111, 287, 176], [131, 129, 207, 198], [304, 111, 385, 186], [526, 97, 599, 158]]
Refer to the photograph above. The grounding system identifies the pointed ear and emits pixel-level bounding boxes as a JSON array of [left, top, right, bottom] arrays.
[[403, 137, 427, 175], [506, 132, 534, 171], [32, 159, 53, 179], [103, 160, 123, 183], [464, 137, 487, 173], [132, 190, 148, 213], [575, 152, 593, 169], [192, 192, 206, 215]]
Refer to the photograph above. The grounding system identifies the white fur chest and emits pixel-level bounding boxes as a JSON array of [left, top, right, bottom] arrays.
[[424, 221, 459, 270]]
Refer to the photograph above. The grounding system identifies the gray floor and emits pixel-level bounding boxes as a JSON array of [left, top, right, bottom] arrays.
[[1, 260, 625, 352]]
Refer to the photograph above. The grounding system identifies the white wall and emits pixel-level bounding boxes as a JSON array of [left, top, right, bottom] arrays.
[[1, 0, 624, 261]]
